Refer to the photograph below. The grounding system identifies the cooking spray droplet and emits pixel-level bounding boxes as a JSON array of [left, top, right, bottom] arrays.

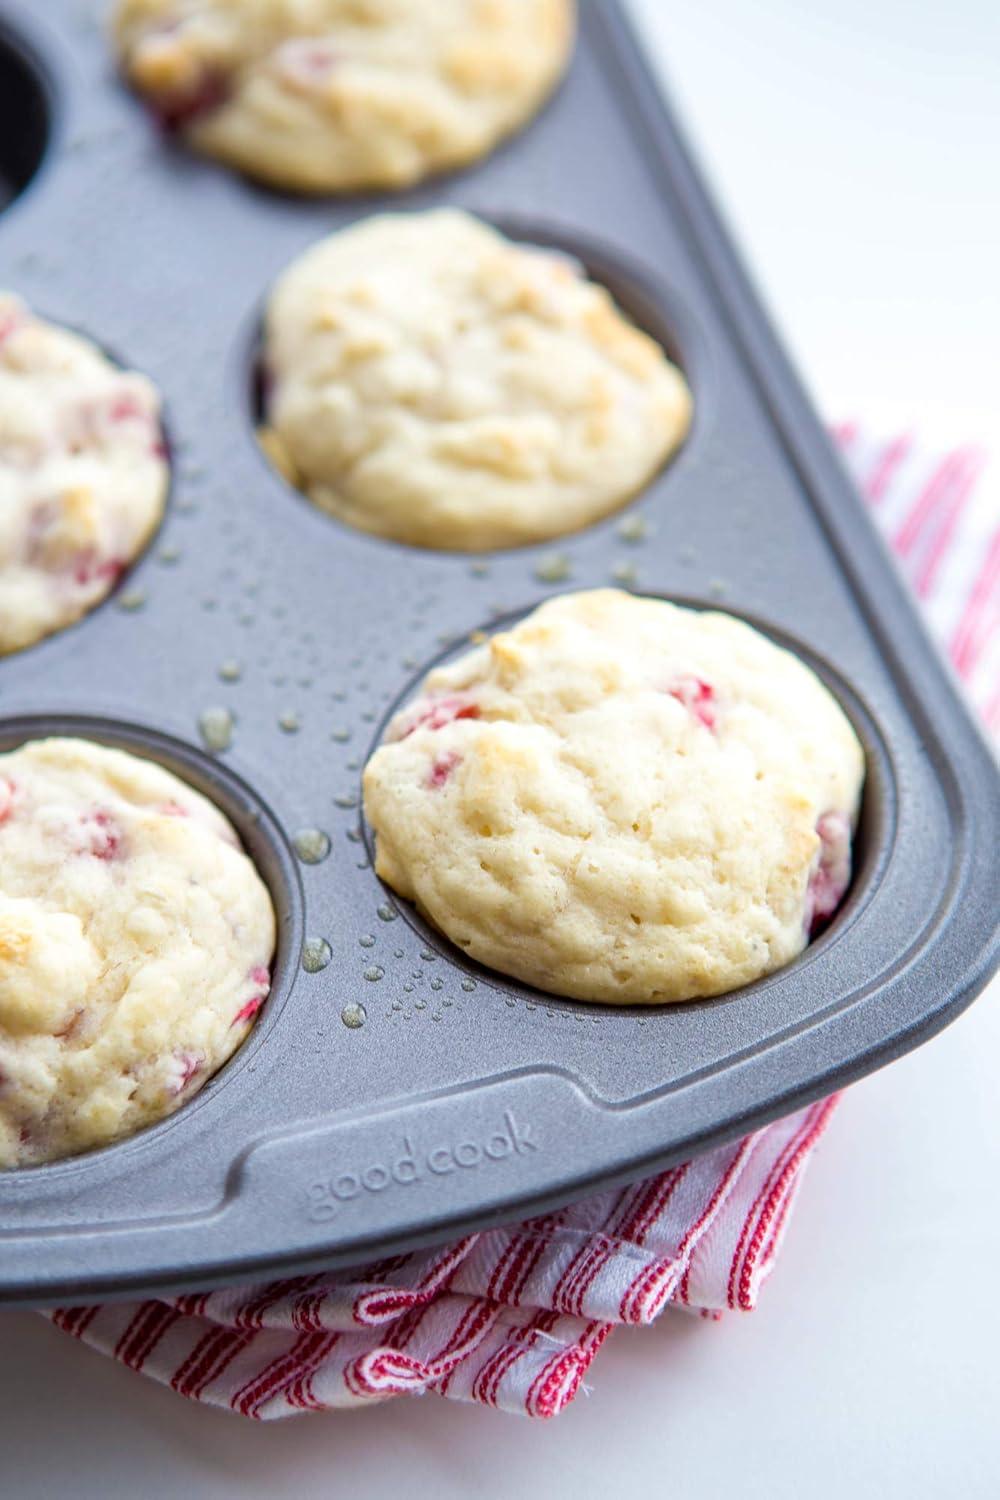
[[394, 948, 404, 959], [301, 937, 332, 973], [293, 828, 331, 864], [419, 948, 437, 963], [363, 965, 384, 982], [708, 577, 727, 599], [611, 561, 638, 587], [331, 728, 351, 743], [505, 997, 517, 1007], [346, 828, 362, 844], [218, 659, 242, 682], [430, 978, 443, 992], [377, 904, 397, 923], [403, 984, 414, 994], [359, 934, 376, 949], [333, 792, 358, 809], [198, 706, 234, 752], [278, 710, 300, 733], [618, 513, 648, 544], [534, 552, 571, 583], [461, 979, 476, 992], [469, 561, 491, 577], [158, 544, 181, 565], [117, 587, 147, 612], [415, 999, 427, 1011], [341, 1002, 367, 1028]]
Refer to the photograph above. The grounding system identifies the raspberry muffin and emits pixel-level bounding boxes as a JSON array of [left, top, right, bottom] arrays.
[[112, 0, 575, 194], [363, 591, 865, 1004], [260, 210, 692, 550], [0, 738, 276, 1168], [0, 295, 168, 656]]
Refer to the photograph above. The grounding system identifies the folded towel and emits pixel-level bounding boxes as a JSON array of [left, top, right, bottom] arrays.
[[47, 429, 999, 1418]]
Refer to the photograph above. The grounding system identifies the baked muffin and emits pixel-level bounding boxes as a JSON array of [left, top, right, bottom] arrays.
[[112, 0, 575, 193], [0, 738, 276, 1167], [363, 590, 865, 1004], [260, 210, 691, 549], [0, 295, 168, 656]]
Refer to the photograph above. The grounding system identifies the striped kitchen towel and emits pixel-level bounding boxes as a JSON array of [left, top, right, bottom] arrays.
[[47, 430, 999, 1418]]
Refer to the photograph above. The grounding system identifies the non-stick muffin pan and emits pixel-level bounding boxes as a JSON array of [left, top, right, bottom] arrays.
[[0, 0, 997, 1308]]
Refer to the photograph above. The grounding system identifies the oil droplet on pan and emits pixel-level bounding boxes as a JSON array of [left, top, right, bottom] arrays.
[[198, 706, 234, 753], [293, 828, 331, 864], [302, 937, 332, 973], [218, 659, 242, 682], [534, 552, 571, 584], [363, 965, 384, 982], [377, 904, 397, 923], [341, 1002, 367, 1028], [617, 513, 648, 544], [117, 587, 146, 612]]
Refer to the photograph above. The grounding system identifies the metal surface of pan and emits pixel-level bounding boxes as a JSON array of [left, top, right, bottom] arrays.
[[0, 0, 995, 1307]]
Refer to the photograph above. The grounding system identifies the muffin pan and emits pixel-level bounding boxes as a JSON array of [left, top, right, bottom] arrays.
[[0, 0, 996, 1307]]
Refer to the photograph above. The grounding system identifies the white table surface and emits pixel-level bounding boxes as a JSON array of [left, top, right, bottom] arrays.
[[3, 3, 998, 1495]]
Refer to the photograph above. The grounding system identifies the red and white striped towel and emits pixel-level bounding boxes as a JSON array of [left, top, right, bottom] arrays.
[[46, 430, 999, 1419]]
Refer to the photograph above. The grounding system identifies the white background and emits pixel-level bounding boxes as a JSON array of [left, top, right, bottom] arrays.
[[3, 3, 998, 1495]]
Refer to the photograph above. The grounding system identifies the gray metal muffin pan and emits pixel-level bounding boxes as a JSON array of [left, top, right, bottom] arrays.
[[0, 0, 996, 1308]]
